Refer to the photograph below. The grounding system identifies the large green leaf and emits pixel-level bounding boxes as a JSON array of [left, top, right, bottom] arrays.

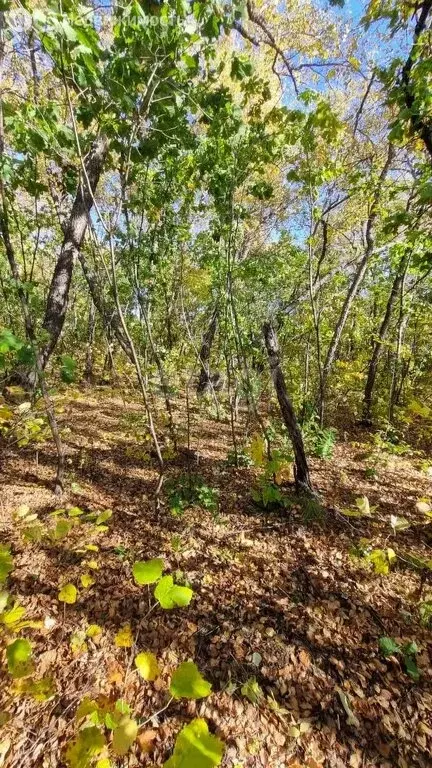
[[164, 719, 224, 768], [379, 636, 400, 657], [154, 575, 193, 610], [6, 638, 34, 678], [170, 662, 211, 700], [132, 558, 164, 585]]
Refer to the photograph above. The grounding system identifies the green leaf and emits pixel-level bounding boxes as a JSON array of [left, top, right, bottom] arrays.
[[379, 636, 400, 657], [404, 655, 420, 681], [1, 602, 26, 628], [6, 638, 33, 678], [132, 558, 164, 585], [135, 652, 160, 681], [164, 718, 224, 768], [231, 53, 253, 81], [67, 506, 84, 517], [170, 661, 212, 700], [112, 716, 138, 756], [240, 677, 263, 705], [54, 518, 72, 540], [154, 575, 193, 610], [65, 726, 105, 768], [0, 544, 13, 583], [58, 584, 78, 604], [95, 509, 112, 525]]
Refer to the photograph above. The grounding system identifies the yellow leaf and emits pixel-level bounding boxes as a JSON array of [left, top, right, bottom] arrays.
[[70, 632, 87, 655], [86, 624, 102, 638], [134, 652, 160, 681], [87, 560, 99, 570], [112, 716, 138, 756], [96, 759, 111, 768], [387, 548, 396, 564], [115, 624, 133, 648], [58, 584, 77, 604], [249, 434, 265, 466], [80, 573, 95, 589]]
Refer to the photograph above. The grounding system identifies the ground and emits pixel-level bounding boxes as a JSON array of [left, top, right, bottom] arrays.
[[0, 388, 431, 768]]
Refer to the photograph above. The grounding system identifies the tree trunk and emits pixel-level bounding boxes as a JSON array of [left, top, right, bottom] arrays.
[[0, 11, 64, 492], [197, 305, 219, 394], [321, 144, 394, 403], [363, 254, 409, 421], [41, 134, 108, 368], [83, 300, 96, 383], [262, 321, 313, 493], [400, 1, 432, 163]]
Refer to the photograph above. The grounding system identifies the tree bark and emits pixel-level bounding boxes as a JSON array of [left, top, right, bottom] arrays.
[[363, 254, 409, 421], [83, 300, 96, 383], [197, 305, 219, 394], [400, 1, 432, 163], [263, 321, 313, 493], [41, 134, 108, 367]]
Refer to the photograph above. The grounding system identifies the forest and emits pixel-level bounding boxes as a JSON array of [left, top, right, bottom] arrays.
[[0, 0, 431, 766]]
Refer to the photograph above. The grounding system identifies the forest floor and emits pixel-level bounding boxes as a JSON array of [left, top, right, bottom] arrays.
[[1, 387, 432, 768]]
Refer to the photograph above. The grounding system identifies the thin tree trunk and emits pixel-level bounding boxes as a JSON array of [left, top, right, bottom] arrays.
[[263, 321, 312, 493], [389, 288, 409, 422], [136, 290, 177, 450], [363, 253, 409, 421], [197, 305, 219, 394], [0, 12, 64, 491], [41, 134, 108, 368], [321, 144, 394, 401], [83, 300, 96, 383]]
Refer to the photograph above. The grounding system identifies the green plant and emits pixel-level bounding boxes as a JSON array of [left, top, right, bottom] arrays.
[[302, 412, 337, 459], [251, 478, 285, 509], [226, 447, 252, 467], [166, 474, 219, 517], [60, 354, 77, 384], [372, 427, 412, 457], [419, 599, 432, 628], [300, 495, 325, 524], [0, 400, 49, 448], [63, 558, 219, 767], [379, 636, 420, 681]]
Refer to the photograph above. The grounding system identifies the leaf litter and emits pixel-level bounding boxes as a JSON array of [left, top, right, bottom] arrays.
[[0, 392, 431, 767]]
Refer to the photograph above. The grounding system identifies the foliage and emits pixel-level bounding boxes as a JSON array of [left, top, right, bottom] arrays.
[[170, 661, 212, 699], [379, 636, 421, 681], [302, 413, 337, 460], [251, 478, 285, 510], [164, 718, 224, 768], [0, 0, 432, 764], [166, 475, 219, 516]]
